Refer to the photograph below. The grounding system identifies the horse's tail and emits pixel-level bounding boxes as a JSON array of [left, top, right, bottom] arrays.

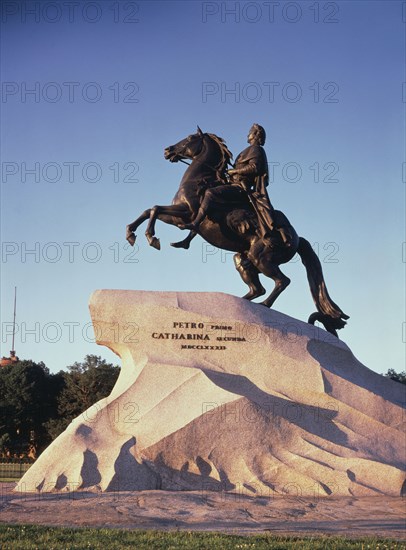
[[297, 237, 349, 336]]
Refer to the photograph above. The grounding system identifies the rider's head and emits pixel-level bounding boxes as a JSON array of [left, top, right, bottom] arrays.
[[248, 124, 266, 146]]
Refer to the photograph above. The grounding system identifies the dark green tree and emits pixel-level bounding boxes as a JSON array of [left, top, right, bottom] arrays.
[[384, 369, 406, 385], [0, 355, 119, 458], [0, 360, 63, 457], [47, 355, 119, 439]]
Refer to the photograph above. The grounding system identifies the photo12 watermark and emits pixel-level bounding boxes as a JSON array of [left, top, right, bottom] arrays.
[[201, 399, 340, 426], [201, 241, 340, 264], [201, 2, 340, 24], [1, 320, 140, 346], [1, 82, 140, 103], [2, 161, 140, 184], [1, 241, 140, 264], [268, 161, 339, 184], [201, 81, 340, 104], [1, 2, 140, 24]]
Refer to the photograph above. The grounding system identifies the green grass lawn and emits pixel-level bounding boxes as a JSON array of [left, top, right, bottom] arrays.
[[0, 525, 404, 550]]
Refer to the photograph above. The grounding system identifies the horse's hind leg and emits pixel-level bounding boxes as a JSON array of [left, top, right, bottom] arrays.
[[259, 264, 291, 308], [234, 253, 266, 300], [126, 209, 151, 246]]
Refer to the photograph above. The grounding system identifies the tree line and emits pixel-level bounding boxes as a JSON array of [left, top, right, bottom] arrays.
[[0, 356, 404, 461], [0, 355, 119, 460]]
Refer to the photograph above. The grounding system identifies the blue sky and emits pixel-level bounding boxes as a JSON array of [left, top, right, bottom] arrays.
[[1, 0, 405, 374]]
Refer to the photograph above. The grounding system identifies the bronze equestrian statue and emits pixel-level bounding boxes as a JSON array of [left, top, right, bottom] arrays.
[[180, 124, 281, 241], [126, 125, 349, 337]]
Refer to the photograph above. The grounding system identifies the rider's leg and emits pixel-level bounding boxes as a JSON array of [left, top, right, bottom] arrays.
[[234, 253, 266, 300], [181, 189, 216, 231], [181, 186, 245, 231]]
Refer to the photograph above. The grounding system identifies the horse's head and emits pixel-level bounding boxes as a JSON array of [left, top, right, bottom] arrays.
[[165, 127, 233, 183], [164, 126, 205, 163]]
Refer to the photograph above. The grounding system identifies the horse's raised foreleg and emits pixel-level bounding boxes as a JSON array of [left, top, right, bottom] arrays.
[[126, 209, 151, 246], [145, 204, 192, 250]]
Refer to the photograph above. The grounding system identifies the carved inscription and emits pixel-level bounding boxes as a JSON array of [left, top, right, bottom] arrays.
[[151, 321, 247, 350]]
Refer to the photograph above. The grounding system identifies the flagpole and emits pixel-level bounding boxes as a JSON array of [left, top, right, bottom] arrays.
[[11, 286, 16, 355]]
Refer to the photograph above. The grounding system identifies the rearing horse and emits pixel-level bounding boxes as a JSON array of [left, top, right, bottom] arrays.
[[126, 128, 348, 336]]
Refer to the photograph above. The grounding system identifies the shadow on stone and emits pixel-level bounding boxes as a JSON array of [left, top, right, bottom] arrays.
[[152, 451, 234, 491], [202, 369, 348, 448], [196, 455, 212, 477], [307, 339, 405, 405], [80, 449, 102, 489], [75, 424, 93, 438], [106, 437, 161, 492], [55, 474, 67, 490]]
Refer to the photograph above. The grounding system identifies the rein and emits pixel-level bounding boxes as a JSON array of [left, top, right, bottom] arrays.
[[177, 137, 233, 181]]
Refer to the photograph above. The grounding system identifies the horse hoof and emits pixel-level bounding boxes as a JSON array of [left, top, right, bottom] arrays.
[[126, 233, 136, 247], [149, 237, 161, 250], [259, 300, 271, 308]]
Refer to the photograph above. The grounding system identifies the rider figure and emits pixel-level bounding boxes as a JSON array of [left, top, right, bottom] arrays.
[[182, 123, 278, 242], [229, 123, 275, 239]]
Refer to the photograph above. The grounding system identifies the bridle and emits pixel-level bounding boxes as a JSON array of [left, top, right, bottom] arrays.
[[176, 134, 233, 181]]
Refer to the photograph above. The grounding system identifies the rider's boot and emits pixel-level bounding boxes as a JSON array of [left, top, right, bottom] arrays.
[[170, 231, 196, 249]]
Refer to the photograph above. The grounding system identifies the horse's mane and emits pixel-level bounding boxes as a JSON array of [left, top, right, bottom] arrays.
[[206, 133, 233, 179]]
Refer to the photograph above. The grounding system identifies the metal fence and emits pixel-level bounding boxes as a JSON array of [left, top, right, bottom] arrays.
[[0, 461, 33, 480]]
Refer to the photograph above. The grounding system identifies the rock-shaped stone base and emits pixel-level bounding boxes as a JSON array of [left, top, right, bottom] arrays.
[[17, 291, 406, 497]]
